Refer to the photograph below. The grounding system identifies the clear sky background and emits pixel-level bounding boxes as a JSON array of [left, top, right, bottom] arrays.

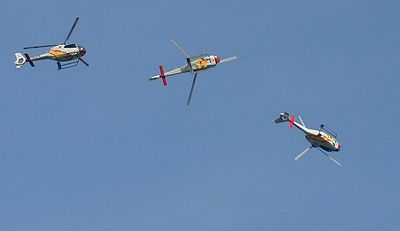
[[1, 0, 400, 230]]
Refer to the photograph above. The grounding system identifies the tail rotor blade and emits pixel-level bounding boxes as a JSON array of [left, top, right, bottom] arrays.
[[159, 65, 167, 86], [219, 56, 237, 64], [187, 73, 198, 105], [79, 58, 89, 67], [317, 148, 343, 166], [64, 17, 79, 44], [294, 147, 312, 160]]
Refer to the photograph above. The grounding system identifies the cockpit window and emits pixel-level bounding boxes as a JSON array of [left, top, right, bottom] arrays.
[[64, 44, 77, 48], [191, 53, 208, 59], [321, 126, 338, 138]]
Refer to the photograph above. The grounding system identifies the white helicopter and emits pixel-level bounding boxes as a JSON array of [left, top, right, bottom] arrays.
[[14, 17, 88, 70], [149, 40, 237, 105], [274, 112, 343, 166]]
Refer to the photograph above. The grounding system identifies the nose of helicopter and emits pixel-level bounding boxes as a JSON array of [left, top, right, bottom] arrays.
[[79, 47, 87, 56], [214, 56, 221, 64], [337, 143, 341, 151]]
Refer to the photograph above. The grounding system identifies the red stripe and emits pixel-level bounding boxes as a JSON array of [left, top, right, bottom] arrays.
[[159, 65, 165, 77], [289, 116, 295, 128], [159, 65, 167, 86]]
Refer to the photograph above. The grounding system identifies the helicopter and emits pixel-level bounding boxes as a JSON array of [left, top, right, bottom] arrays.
[[274, 112, 343, 166], [149, 40, 237, 105], [14, 17, 88, 70]]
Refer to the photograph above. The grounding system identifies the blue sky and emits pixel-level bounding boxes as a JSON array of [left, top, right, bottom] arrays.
[[1, 0, 400, 230]]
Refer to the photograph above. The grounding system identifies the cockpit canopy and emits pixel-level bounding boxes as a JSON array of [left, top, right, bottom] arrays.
[[63, 43, 86, 56], [321, 125, 338, 138], [190, 53, 209, 59], [64, 44, 77, 48]]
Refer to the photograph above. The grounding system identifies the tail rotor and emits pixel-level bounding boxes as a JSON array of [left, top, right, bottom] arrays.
[[14, 53, 35, 69], [159, 65, 167, 86], [274, 112, 296, 129], [289, 115, 295, 128]]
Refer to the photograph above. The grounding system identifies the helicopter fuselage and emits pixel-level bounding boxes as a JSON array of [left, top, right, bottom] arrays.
[[292, 121, 341, 152], [189, 54, 220, 72], [14, 17, 89, 70], [29, 44, 87, 62], [149, 54, 220, 80]]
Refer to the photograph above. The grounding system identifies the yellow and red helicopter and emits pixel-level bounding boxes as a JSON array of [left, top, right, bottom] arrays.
[[149, 40, 237, 105], [274, 112, 342, 166], [14, 17, 88, 70]]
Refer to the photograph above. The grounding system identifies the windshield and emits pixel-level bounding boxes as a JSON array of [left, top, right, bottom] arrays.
[[321, 126, 338, 138], [64, 44, 77, 48], [190, 53, 209, 59]]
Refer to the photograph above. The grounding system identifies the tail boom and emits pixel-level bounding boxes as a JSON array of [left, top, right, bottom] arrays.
[[148, 66, 188, 83], [274, 112, 310, 134]]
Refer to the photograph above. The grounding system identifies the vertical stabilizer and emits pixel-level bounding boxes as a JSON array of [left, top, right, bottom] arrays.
[[14, 53, 26, 69]]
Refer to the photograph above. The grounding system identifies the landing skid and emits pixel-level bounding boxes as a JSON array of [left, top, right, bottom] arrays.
[[57, 60, 79, 70]]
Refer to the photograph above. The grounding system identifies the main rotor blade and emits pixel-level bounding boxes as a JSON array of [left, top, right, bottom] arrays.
[[187, 73, 198, 106], [298, 115, 306, 127], [24, 44, 57, 49], [63, 17, 79, 44], [317, 148, 342, 166], [79, 58, 89, 67], [171, 39, 190, 59], [219, 56, 237, 64], [294, 147, 312, 160]]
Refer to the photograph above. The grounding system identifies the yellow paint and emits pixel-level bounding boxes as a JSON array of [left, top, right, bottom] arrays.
[[50, 50, 66, 57], [308, 135, 333, 143], [196, 58, 207, 69]]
